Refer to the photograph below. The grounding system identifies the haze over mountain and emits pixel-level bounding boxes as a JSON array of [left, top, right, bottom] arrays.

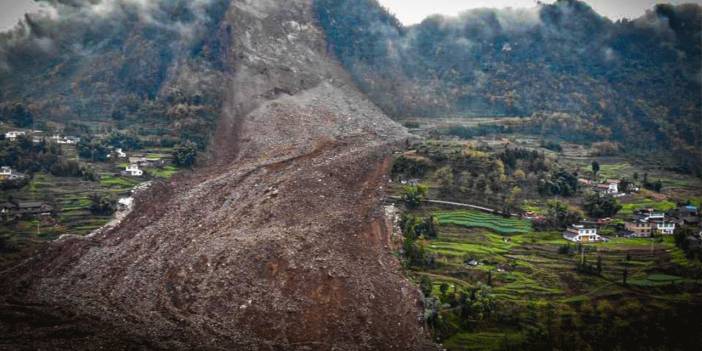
[[377, 0, 702, 24], [316, 0, 702, 174], [0, 0, 700, 349]]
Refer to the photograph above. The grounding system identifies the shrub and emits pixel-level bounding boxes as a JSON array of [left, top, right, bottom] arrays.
[[89, 193, 116, 216], [402, 184, 428, 209], [173, 141, 197, 168]]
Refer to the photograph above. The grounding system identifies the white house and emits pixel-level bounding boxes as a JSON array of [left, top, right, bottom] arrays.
[[595, 179, 620, 195], [124, 164, 143, 177], [0, 166, 25, 181], [563, 224, 606, 243], [0, 166, 12, 178], [605, 179, 620, 194], [655, 221, 676, 235], [116, 148, 127, 158], [51, 135, 80, 145], [624, 209, 676, 237], [5, 131, 26, 141]]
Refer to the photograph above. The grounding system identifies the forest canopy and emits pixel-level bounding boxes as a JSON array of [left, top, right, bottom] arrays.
[[315, 0, 702, 175]]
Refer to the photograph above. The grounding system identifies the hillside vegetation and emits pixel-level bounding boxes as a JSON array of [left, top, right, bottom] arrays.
[[315, 0, 702, 174], [0, 0, 231, 148]]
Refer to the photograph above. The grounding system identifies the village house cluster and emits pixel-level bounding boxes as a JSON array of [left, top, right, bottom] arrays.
[[623, 208, 676, 237], [0, 166, 26, 181], [562, 205, 701, 243], [1, 200, 53, 221], [578, 178, 631, 197], [4, 130, 80, 145], [121, 155, 166, 177]]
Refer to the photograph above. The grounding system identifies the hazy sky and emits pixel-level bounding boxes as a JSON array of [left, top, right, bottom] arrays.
[[0, 0, 41, 31], [1, 0, 702, 31], [378, 0, 702, 24]]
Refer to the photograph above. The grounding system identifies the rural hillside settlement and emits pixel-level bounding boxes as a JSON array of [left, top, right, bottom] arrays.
[[0, 0, 701, 350]]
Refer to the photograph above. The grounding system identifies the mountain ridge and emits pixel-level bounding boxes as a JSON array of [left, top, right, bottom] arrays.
[[315, 0, 702, 174]]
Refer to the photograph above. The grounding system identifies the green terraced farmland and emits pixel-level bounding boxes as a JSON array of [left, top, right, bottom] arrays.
[[435, 210, 532, 234]]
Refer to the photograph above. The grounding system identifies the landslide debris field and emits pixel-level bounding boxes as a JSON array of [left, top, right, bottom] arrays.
[[0, 1, 435, 350]]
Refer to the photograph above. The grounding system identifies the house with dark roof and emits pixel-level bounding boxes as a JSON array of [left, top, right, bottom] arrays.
[[671, 205, 700, 226], [1, 200, 53, 219]]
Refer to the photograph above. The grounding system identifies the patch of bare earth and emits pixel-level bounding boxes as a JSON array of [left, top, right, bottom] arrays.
[[0, 1, 435, 350]]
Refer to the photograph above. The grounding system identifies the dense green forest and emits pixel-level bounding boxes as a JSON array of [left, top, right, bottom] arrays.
[[0, 0, 231, 148], [314, 0, 702, 175]]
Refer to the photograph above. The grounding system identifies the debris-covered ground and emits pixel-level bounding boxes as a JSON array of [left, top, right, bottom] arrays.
[[0, 1, 435, 350]]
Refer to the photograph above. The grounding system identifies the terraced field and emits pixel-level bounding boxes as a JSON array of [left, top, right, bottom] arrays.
[[408, 212, 701, 350], [434, 210, 532, 234]]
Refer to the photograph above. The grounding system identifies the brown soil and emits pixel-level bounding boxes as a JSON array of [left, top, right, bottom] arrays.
[[0, 1, 436, 350]]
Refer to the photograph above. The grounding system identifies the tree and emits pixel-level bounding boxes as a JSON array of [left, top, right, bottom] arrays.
[[583, 192, 622, 218], [623, 267, 628, 286], [596, 255, 602, 274], [619, 178, 633, 193], [77, 138, 109, 162], [439, 282, 449, 298], [538, 169, 579, 197], [591, 160, 600, 179], [419, 275, 433, 297], [106, 131, 142, 150], [487, 270, 493, 286], [434, 166, 454, 195], [173, 141, 197, 168], [504, 186, 523, 214], [417, 215, 438, 238], [89, 193, 116, 216], [459, 283, 496, 322], [534, 200, 583, 231], [402, 184, 428, 209], [1, 103, 33, 128]]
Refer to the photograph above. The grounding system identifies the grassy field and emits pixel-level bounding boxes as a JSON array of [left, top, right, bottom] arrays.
[[619, 196, 677, 216], [1, 145, 180, 245], [434, 211, 532, 235], [406, 207, 702, 350]]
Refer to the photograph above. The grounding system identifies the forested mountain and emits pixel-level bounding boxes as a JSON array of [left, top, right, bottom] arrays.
[[315, 0, 702, 174], [0, 0, 231, 147]]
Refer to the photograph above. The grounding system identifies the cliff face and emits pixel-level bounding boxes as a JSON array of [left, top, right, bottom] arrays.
[[0, 1, 433, 349]]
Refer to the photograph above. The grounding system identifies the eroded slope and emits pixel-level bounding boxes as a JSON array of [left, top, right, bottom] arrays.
[[0, 0, 432, 349]]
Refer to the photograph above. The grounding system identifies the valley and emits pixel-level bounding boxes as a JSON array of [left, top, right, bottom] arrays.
[[0, 0, 700, 350], [387, 123, 702, 350]]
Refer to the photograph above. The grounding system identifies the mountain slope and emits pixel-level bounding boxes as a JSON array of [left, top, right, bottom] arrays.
[[315, 0, 702, 174], [0, 1, 434, 349]]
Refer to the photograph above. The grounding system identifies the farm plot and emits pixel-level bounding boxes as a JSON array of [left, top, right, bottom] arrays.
[[435, 210, 532, 234]]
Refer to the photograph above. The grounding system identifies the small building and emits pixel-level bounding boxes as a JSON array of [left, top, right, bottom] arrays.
[[623, 208, 676, 237], [51, 135, 81, 145], [117, 197, 133, 210], [0, 166, 25, 181], [655, 221, 676, 235], [1, 200, 53, 218], [5, 131, 26, 141], [625, 219, 653, 237], [116, 148, 127, 158], [128, 156, 157, 168], [672, 205, 700, 226], [123, 164, 143, 177], [563, 224, 606, 243], [578, 178, 593, 186], [594, 179, 620, 195], [0, 166, 11, 179]]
